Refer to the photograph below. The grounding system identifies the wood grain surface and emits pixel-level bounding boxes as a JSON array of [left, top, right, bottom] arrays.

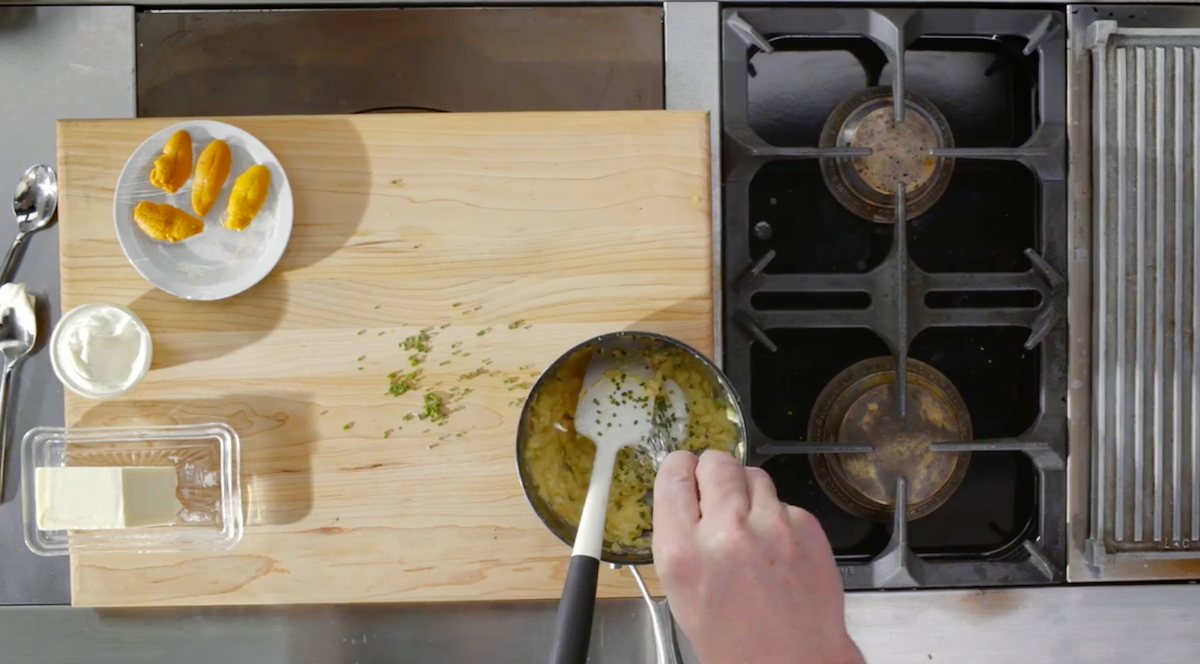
[[55, 112, 712, 606]]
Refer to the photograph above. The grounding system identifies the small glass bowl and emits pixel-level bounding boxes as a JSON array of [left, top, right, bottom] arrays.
[[21, 423, 242, 556], [50, 302, 153, 399]]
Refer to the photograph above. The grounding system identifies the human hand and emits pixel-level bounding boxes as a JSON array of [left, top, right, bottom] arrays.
[[652, 450, 864, 664]]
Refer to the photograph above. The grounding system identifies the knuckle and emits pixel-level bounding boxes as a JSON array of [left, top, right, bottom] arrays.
[[745, 466, 771, 482], [764, 505, 793, 535], [698, 448, 736, 467], [707, 528, 748, 558], [656, 452, 697, 484], [786, 505, 820, 531]]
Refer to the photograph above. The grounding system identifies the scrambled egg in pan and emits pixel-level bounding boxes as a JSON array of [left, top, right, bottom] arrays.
[[523, 346, 740, 553]]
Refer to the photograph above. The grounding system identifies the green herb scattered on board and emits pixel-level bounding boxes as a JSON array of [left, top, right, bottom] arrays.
[[458, 368, 487, 381], [387, 369, 422, 396], [399, 331, 431, 353], [417, 392, 446, 422]]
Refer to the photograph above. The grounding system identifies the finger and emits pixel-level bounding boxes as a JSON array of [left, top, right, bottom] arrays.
[[745, 467, 780, 512], [786, 505, 834, 555], [653, 450, 701, 546], [694, 449, 749, 520], [785, 505, 820, 532], [786, 505, 839, 571]]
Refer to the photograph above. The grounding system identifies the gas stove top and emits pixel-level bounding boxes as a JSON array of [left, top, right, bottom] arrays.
[[720, 7, 1068, 588]]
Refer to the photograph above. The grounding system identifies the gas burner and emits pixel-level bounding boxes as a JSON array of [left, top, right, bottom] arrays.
[[808, 357, 971, 522], [722, 7, 1069, 588], [819, 87, 954, 223]]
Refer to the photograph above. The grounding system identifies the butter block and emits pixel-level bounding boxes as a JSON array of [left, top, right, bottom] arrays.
[[35, 466, 182, 530]]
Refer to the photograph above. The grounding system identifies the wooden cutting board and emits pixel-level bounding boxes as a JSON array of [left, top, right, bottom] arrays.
[[55, 112, 712, 606]]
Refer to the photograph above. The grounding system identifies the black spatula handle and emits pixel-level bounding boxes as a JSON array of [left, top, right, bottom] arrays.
[[547, 554, 601, 664]]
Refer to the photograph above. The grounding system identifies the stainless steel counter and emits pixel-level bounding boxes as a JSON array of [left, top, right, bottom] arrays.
[[0, 4, 135, 605], [3, 585, 1200, 663], [5, 3, 1200, 662]]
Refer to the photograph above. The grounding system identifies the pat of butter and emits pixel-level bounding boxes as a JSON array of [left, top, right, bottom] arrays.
[[35, 467, 182, 530]]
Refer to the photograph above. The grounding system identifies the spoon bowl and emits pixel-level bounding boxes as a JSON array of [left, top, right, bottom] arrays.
[[13, 165, 57, 231], [2, 165, 58, 284], [0, 284, 37, 501]]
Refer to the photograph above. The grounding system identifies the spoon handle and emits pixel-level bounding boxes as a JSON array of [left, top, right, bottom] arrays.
[[0, 231, 27, 284], [0, 363, 14, 502]]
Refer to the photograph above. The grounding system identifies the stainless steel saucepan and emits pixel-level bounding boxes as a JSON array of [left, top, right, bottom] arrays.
[[515, 331, 748, 664]]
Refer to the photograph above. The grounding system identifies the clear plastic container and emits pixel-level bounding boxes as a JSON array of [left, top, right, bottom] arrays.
[[21, 423, 242, 556]]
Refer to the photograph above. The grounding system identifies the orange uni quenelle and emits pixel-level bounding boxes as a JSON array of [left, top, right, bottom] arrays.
[[147, 130, 192, 194]]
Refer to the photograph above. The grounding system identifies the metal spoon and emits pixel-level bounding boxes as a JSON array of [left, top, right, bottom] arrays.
[[0, 286, 36, 501], [3, 165, 58, 283]]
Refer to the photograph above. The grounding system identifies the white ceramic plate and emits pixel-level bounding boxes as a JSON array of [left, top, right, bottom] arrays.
[[113, 120, 293, 301]]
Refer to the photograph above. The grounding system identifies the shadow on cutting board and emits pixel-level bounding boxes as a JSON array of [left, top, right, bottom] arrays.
[[72, 391, 318, 526], [626, 297, 716, 358], [127, 117, 371, 370]]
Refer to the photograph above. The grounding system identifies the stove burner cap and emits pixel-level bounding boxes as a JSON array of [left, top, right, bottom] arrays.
[[819, 87, 955, 223], [808, 357, 972, 522]]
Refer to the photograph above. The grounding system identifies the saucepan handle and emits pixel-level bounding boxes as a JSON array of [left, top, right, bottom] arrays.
[[629, 565, 683, 664]]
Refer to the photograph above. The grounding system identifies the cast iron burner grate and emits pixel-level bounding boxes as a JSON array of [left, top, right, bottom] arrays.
[[721, 8, 1068, 588]]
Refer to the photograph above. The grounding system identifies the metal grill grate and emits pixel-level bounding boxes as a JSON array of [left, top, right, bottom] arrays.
[[1089, 23, 1200, 560]]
